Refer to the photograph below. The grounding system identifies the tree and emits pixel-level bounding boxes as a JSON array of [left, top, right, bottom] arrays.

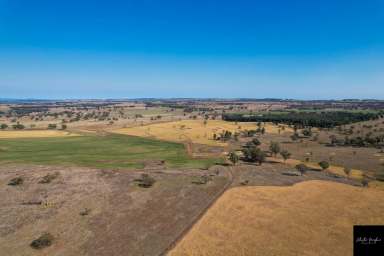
[[242, 146, 266, 165], [251, 138, 261, 146], [280, 150, 291, 162], [228, 151, 239, 165], [343, 167, 351, 176], [0, 123, 8, 130], [12, 122, 25, 130], [269, 141, 281, 157], [290, 133, 299, 142], [302, 128, 312, 137], [295, 164, 308, 175], [47, 124, 57, 129], [61, 124, 67, 130], [318, 161, 330, 171]]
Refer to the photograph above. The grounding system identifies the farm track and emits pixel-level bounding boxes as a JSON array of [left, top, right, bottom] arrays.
[[160, 166, 234, 256]]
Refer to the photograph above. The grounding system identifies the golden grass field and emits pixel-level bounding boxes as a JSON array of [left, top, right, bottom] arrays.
[[268, 157, 365, 180], [169, 180, 384, 256], [0, 130, 80, 139], [113, 120, 291, 146]]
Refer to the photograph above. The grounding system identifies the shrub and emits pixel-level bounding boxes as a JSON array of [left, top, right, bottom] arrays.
[[269, 141, 281, 157], [136, 174, 156, 188], [80, 208, 91, 216], [251, 138, 261, 146], [280, 150, 291, 162], [344, 167, 351, 176], [228, 151, 239, 165], [242, 146, 266, 165], [295, 164, 308, 175], [30, 233, 54, 249], [376, 171, 384, 182], [8, 177, 24, 186], [47, 124, 57, 129], [318, 161, 330, 171], [192, 175, 211, 185], [39, 172, 59, 184]]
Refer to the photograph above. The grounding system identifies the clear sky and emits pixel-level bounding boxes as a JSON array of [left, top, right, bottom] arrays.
[[0, 0, 383, 99]]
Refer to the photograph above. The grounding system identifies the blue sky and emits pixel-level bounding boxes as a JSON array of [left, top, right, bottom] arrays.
[[0, 0, 383, 99]]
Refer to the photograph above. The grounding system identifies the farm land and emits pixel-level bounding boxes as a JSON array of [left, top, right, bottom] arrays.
[[1, 99, 384, 255]]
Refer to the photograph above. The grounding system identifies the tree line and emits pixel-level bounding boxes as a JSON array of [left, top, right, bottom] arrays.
[[222, 111, 382, 128]]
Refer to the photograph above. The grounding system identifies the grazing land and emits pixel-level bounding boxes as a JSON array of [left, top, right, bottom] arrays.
[[169, 180, 384, 256], [1, 99, 384, 256], [113, 119, 290, 146], [0, 165, 229, 256]]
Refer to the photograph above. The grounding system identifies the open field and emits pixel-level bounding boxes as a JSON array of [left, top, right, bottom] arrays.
[[0, 130, 79, 139], [169, 180, 384, 256], [0, 165, 229, 256], [113, 120, 291, 146], [0, 134, 220, 169]]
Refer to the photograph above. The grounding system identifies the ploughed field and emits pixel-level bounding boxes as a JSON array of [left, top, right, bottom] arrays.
[[0, 134, 219, 169], [169, 180, 384, 256]]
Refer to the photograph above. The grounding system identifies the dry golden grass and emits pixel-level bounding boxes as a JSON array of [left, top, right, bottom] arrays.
[[269, 157, 365, 180], [0, 130, 80, 139], [169, 180, 384, 256], [113, 120, 290, 146]]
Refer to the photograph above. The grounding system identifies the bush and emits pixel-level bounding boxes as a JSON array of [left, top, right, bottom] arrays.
[[318, 161, 330, 171], [242, 146, 266, 165], [47, 124, 57, 129], [39, 172, 59, 184], [30, 233, 54, 249], [376, 171, 384, 182], [192, 175, 211, 185], [136, 174, 156, 188], [269, 141, 281, 157], [8, 177, 24, 186], [228, 151, 239, 165], [344, 167, 351, 176], [295, 164, 308, 175], [280, 150, 291, 161]]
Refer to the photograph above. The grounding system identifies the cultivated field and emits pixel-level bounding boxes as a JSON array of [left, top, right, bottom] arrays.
[[113, 120, 290, 146], [0, 134, 219, 169], [169, 180, 384, 256], [0, 130, 79, 139]]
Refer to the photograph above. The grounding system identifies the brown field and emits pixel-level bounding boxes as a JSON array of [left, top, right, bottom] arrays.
[[113, 120, 291, 146], [169, 180, 384, 256], [0, 130, 80, 139], [0, 165, 229, 256]]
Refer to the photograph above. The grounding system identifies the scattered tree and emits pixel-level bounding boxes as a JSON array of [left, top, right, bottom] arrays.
[[30, 233, 54, 249], [280, 150, 291, 162], [269, 141, 281, 157], [295, 164, 308, 175], [318, 161, 330, 171], [228, 151, 239, 165]]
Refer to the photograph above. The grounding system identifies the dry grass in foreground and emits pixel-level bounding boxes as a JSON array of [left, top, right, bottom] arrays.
[[0, 130, 79, 139], [113, 120, 290, 146], [169, 180, 384, 256]]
